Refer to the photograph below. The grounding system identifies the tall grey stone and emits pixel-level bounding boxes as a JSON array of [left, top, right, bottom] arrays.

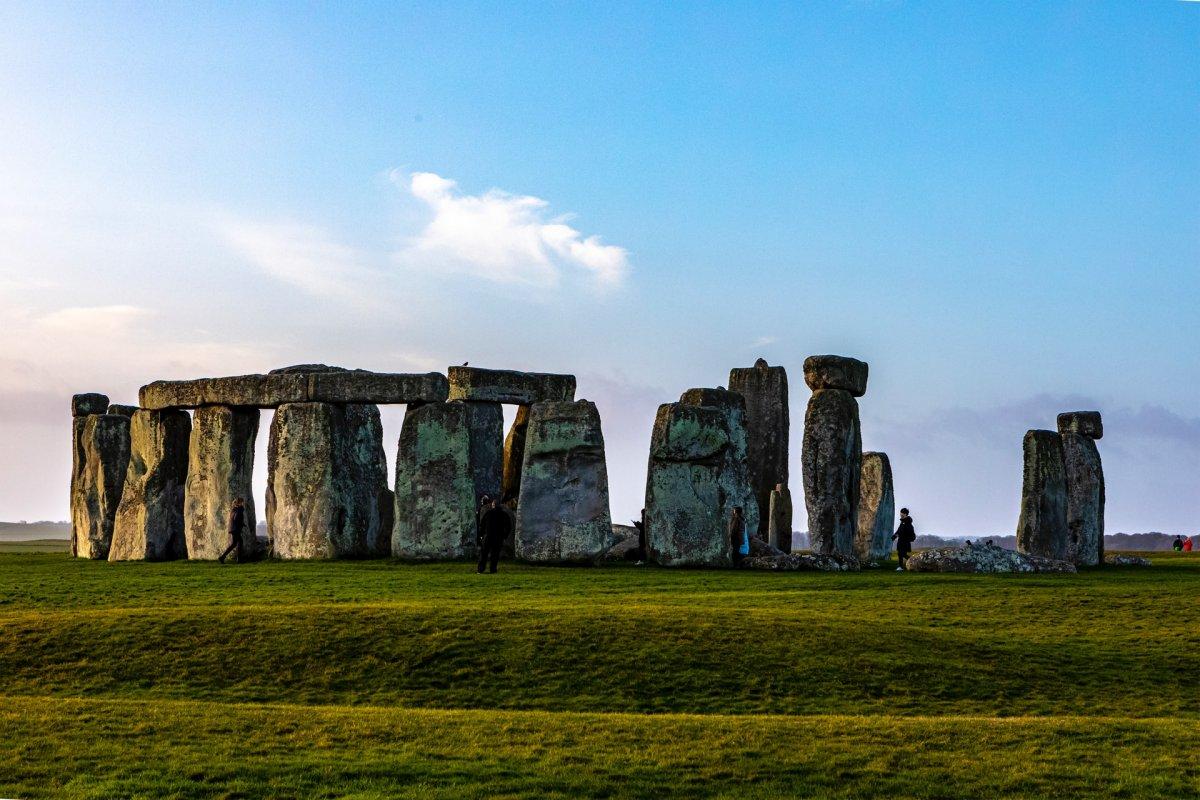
[[392, 400, 503, 559], [109, 409, 191, 561], [501, 404, 531, 503], [644, 393, 756, 567], [184, 405, 260, 559], [856, 452, 894, 561], [728, 359, 789, 539], [71, 414, 131, 559], [1015, 429, 1069, 561], [1057, 410, 1104, 566], [266, 402, 392, 559], [802, 385, 863, 556], [768, 484, 792, 553], [678, 388, 760, 537], [516, 401, 616, 563]]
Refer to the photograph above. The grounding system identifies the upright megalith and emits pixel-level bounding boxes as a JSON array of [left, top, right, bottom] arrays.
[[802, 356, 867, 556], [645, 390, 757, 567], [1058, 411, 1105, 566], [1015, 429, 1069, 561], [267, 402, 392, 559], [855, 452, 894, 561], [516, 401, 616, 563], [70, 393, 109, 558], [184, 405, 260, 559], [71, 413, 131, 559], [502, 405, 531, 502], [109, 409, 191, 561], [392, 400, 503, 559], [728, 359, 789, 539], [768, 484, 792, 552]]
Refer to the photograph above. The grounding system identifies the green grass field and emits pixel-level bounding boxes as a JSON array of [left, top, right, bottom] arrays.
[[2, 552, 1198, 798]]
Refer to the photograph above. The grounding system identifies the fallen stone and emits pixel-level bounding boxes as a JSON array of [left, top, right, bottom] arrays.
[[601, 526, 641, 561], [906, 540, 1076, 573], [1016, 429, 1069, 561], [267, 402, 392, 559], [109, 409, 191, 561], [802, 355, 868, 397], [767, 484, 792, 553], [728, 359, 789, 538], [184, 405, 260, 560], [1104, 553, 1151, 567], [106, 404, 138, 417], [501, 404, 531, 502], [447, 366, 576, 404], [1057, 411, 1103, 440], [72, 393, 109, 417], [741, 551, 862, 572], [1062, 431, 1105, 567], [515, 401, 617, 563], [802, 388, 862, 556], [392, 400, 502, 559], [71, 413, 131, 559], [856, 452, 895, 561]]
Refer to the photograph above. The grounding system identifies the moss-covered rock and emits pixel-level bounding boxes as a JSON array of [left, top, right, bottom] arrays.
[[109, 409, 190, 561], [1015, 429, 1069, 561], [71, 414, 131, 560], [802, 388, 862, 556]]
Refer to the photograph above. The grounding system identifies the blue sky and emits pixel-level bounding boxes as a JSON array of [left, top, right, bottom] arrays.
[[0, 1, 1197, 534]]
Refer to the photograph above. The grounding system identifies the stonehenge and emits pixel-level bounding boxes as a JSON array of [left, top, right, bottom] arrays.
[[855, 452, 894, 561], [727, 359, 789, 541], [515, 401, 617, 563], [802, 356, 867, 556], [1059, 412, 1105, 567], [70, 396, 131, 560], [109, 409, 191, 561], [1015, 430, 1070, 562], [184, 406, 259, 560]]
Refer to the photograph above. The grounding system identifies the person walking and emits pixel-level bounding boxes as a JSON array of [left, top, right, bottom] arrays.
[[476, 497, 512, 574], [892, 508, 916, 571], [729, 506, 749, 566], [218, 497, 247, 564]]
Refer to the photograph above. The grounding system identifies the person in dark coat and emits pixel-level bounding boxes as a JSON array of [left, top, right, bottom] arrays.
[[729, 506, 748, 566], [218, 497, 247, 564], [476, 498, 512, 574], [892, 507, 916, 571]]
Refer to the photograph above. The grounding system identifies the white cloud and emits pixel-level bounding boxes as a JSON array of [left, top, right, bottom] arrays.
[[35, 305, 152, 336], [393, 171, 630, 289]]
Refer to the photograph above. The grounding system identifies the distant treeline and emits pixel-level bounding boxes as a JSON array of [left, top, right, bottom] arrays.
[[792, 531, 1198, 552]]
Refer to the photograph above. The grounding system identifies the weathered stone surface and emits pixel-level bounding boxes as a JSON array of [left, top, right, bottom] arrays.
[[184, 405, 260, 560], [307, 370, 449, 405], [678, 388, 760, 537], [907, 541, 1076, 573], [106, 404, 138, 417], [501, 405, 531, 502], [741, 551, 862, 572], [768, 484, 792, 553], [644, 398, 757, 567], [855, 452, 895, 561], [267, 402, 392, 559], [71, 414, 131, 559], [141, 373, 308, 410], [728, 359, 789, 538], [1104, 553, 1151, 568], [447, 366, 576, 404], [392, 401, 502, 559], [802, 389, 862, 556], [1015, 429, 1069, 561], [515, 401, 617, 563], [139, 368, 447, 410], [803, 355, 868, 397], [600, 526, 641, 561], [72, 393, 109, 417], [109, 410, 191, 561], [1062, 432, 1104, 567], [1057, 411, 1103, 440]]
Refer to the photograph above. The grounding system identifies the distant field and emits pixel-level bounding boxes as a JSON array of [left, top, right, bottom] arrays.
[[0, 538, 70, 553], [1, 552, 1198, 798]]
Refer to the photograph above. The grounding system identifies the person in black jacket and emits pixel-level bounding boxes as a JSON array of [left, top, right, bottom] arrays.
[[476, 497, 512, 574], [218, 497, 247, 564], [891, 507, 916, 571]]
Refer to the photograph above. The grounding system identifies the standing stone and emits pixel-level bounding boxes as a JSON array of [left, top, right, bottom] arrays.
[[855, 452, 895, 561], [266, 402, 392, 559], [71, 414, 131, 559], [644, 393, 756, 567], [802, 386, 863, 556], [109, 409, 191, 561], [516, 401, 616, 563], [70, 393, 109, 558], [1015, 429, 1069, 561], [767, 484, 792, 553], [392, 400, 503, 559], [728, 359, 789, 539], [1058, 412, 1104, 567], [184, 405, 260, 560], [501, 404, 531, 502], [679, 388, 760, 537]]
